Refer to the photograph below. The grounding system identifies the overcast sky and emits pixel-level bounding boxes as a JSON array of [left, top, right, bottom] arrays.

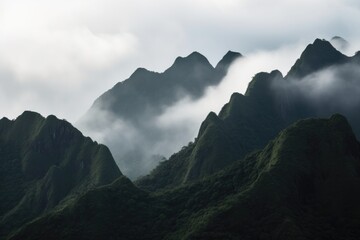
[[1, 0, 360, 122]]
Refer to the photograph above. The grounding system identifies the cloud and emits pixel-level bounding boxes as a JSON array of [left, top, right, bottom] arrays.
[[272, 61, 360, 115], [1, 0, 360, 122], [2, 0, 360, 178]]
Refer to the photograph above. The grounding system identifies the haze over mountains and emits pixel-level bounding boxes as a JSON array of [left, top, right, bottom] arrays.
[[78, 51, 241, 179], [79, 37, 360, 181], [1, 37, 360, 239]]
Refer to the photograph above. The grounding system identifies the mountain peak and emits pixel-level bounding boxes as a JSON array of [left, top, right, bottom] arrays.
[[173, 51, 212, 67], [215, 51, 242, 73], [129, 67, 155, 79], [286, 38, 348, 79], [245, 71, 282, 98], [16, 110, 43, 121]]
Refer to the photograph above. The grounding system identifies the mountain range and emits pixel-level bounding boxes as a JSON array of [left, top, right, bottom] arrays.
[[77, 50, 241, 179], [8, 115, 360, 240], [137, 38, 360, 191], [1, 37, 360, 239]]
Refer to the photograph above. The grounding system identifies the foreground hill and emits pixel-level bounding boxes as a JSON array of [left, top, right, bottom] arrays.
[[0, 111, 121, 239], [10, 115, 360, 239], [137, 38, 360, 190], [78, 51, 241, 179]]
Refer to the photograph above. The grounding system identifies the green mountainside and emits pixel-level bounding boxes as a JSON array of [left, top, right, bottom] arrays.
[[0, 111, 121, 239], [10, 115, 360, 240]]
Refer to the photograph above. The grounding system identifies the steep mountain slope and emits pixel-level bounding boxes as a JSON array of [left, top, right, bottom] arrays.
[[0, 111, 121, 239], [78, 51, 241, 179], [10, 115, 360, 240], [137, 38, 360, 190]]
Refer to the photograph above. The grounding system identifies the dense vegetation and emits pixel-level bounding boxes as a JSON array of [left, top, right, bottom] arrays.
[[9, 115, 360, 239], [0, 112, 121, 239]]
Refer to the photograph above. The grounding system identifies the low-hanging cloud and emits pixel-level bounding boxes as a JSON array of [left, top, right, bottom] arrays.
[[272, 60, 360, 132]]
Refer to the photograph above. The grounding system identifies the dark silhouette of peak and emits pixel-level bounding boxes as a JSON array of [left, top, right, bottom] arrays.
[[286, 38, 348, 79], [215, 51, 242, 74], [16, 110, 43, 123], [129, 67, 155, 78], [173, 51, 212, 67], [197, 111, 222, 137], [245, 70, 283, 99], [165, 52, 214, 77]]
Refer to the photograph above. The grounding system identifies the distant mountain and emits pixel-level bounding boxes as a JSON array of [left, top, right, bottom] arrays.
[[286, 38, 348, 79], [0, 111, 121, 239], [10, 115, 360, 239], [78, 51, 242, 179], [137, 38, 360, 191]]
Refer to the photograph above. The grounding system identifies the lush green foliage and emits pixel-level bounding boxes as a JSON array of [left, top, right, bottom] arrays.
[[10, 115, 360, 240], [0, 112, 121, 239]]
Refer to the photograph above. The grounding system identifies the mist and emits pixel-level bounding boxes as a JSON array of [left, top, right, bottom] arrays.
[[78, 38, 360, 179], [77, 41, 308, 179], [271, 59, 360, 135]]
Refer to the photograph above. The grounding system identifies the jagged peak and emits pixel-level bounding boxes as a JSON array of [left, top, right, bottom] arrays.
[[15, 111, 44, 124], [172, 51, 212, 68], [229, 92, 243, 102], [129, 67, 156, 79], [270, 69, 283, 78], [245, 71, 273, 97], [0, 116, 11, 122], [215, 50, 242, 72], [198, 111, 222, 137]]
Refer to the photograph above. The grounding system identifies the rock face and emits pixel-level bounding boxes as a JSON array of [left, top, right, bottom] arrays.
[[9, 115, 360, 240], [78, 51, 241, 179], [0, 111, 122, 239]]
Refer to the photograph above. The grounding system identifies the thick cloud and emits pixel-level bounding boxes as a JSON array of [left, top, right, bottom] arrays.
[[1, 0, 360, 122]]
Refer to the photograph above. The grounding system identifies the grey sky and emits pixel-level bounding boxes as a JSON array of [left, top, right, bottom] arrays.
[[0, 0, 359, 122]]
